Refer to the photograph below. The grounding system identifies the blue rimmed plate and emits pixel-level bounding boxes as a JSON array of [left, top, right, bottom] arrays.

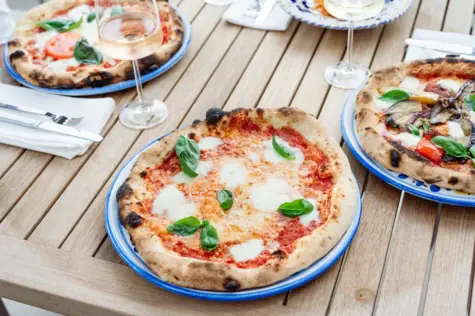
[[105, 133, 362, 301], [342, 88, 475, 207], [279, 0, 412, 30], [3, 7, 191, 96]]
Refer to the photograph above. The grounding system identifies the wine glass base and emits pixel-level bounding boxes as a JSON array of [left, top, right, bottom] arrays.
[[324, 62, 370, 90], [119, 99, 168, 130]]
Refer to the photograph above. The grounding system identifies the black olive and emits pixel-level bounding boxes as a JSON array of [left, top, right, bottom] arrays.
[[125, 212, 142, 228], [390, 150, 400, 168], [206, 108, 226, 124], [223, 278, 241, 291], [116, 183, 133, 202]]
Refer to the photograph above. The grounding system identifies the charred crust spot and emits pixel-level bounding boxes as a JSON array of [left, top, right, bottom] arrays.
[[139, 170, 147, 178], [125, 212, 142, 228], [390, 141, 428, 163], [358, 91, 373, 104], [9, 50, 25, 63], [256, 108, 264, 118], [116, 183, 133, 202], [188, 132, 196, 140], [84, 72, 114, 88], [448, 176, 458, 185], [390, 150, 400, 168], [277, 107, 294, 116], [231, 108, 244, 114], [192, 119, 201, 126], [8, 39, 20, 47], [422, 176, 443, 184], [206, 107, 227, 125], [272, 250, 287, 259], [223, 278, 241, 291], [364, 127, 371, 131]]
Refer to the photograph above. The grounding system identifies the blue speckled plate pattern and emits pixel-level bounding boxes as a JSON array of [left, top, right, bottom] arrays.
[[105, 134, 362, 301], [342, 88, 475, 207], [279, 0, 412, 30], [3, 7, 191, 96]]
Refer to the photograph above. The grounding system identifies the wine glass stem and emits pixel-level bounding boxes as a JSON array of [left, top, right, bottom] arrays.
[[132, 59, 144, 103], [346, 20, 354, 67]]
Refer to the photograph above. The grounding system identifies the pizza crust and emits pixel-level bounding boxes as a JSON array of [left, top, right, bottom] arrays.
[[356, 58, 475, 193], [8, 0, 184, 89], [117, 107, 358, 291]]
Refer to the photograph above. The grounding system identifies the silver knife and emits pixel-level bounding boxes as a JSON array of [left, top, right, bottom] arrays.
[[405, 38, 475, 55], [0, 112, 103, 142], [255, 0, 277, 24]]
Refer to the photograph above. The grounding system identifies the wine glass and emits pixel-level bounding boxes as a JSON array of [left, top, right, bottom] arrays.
[[95, 0, 168, 129], [323, 0, 385, 89]]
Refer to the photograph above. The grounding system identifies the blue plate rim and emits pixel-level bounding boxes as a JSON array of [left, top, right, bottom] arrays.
[[278, 0, 412, 30], [341, 87, 475, 207], [104, 132, 363, 302], [3, 6, 191, 96]]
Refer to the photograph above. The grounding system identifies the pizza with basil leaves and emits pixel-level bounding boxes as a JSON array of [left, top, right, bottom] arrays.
[[357, 58, 475, 193], [7, 0, 183, 89], [117, 107, 358, 291]]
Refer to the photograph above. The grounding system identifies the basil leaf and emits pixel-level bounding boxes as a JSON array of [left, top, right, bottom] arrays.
[[111, 5, 125, 16], [73, 38, 103, 65], [272, 134, 296, 160], [176, 135, 200, 178], [200, 220, 218, 251], [408, 124, 420, 136], [470, 145, 475, 158], [472, 158, 475, 168], [278, 199, 314, 218], [217, 189, 233, 211], [464, 94, 475, 111], [167, 216, 201, 236], [87, 12, 96, 23], [378, 89, 410, 105], [431, 136, 468, 158], [38, 17, 83, 32], [422, 120, 431, 133]]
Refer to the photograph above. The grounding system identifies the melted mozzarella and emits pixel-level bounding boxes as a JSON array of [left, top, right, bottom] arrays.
[[299, 199, 320, 226], [400, 76, 424, 91], [394, 132, 421, 147], [33, 31, 58, 50], [67, 4, 91, 21], [447, 121, 465, 139], [374, 99, 392, 111], [248, 152, 259, 163], [249, 178, 292, 213], [152, 185, 198, 222], [229, 239, 265, 262], [263, 137, 304, 165], [47, 58, 80, 73], [219, 160, 247, 189], [173, 160, 214, 184], [198, 137, 223, 151], [438, 79, 462, 93]]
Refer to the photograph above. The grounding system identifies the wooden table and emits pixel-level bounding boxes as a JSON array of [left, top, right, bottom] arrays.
[[1, 0, 475, 315]]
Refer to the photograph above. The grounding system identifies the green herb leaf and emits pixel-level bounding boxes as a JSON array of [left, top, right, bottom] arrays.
[[470, 145, 475, 158], [431, 136, 468, 158], [272, 134, 296, 160], [200, 220, 218, 251], [422, 119, 431, 133], [217, 189, 233, 211], [378, 89, 410, 105], [176, 135, 200, 178], [408, 124, 420, 136], [167, 216, 201, 236], [278, 199, 314, 218], [471, 158, 475, 168], [464, 94, 475, 111], [73, 38, 103, 65], [38, 17, 83, 32], [111, 5, 125, 16], [87, 12, 96, 23]]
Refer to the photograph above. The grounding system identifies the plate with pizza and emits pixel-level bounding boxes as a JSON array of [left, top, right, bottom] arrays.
[[106, 107, 362, 300], [4, 0, 190, 96], [343, 57, 475, 206], [279, 0, 411, 30]]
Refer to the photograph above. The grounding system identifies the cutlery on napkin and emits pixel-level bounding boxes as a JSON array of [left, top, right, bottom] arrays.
[[0, 79, 115, 159], [222, 0, 292, 31]]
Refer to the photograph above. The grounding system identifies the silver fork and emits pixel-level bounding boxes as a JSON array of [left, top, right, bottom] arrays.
[[0, 103, 84, 126]]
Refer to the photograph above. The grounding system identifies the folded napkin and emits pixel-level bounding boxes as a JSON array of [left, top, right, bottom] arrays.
[[0, 80, 115, 159], [405, 28, 475, 61], [223, 0, 292, 31]]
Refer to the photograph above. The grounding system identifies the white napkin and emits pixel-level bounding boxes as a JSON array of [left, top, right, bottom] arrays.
[[406, 28, 475, 61], [0, 0, 15, 45], [0, 81, 115, 159], [223, 0, 292, 31]]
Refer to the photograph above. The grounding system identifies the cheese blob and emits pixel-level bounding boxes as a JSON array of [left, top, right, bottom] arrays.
[[47, 58, 81, 73], [374, 99, 392, 111], [299, 199, 320, 226], [249, 178, 293, 213], [229, 239, 265, 262], [394, 132, 421, 147], [438, 79, 462, 93], [152, 185, 198, 222], [173, 160, 214, 184], [33, 31, 58, 50], [67, 4, 91, 21], [199, 137, 223, 151], [219, 160, 247, 189], [263, 137, 304, 165], [447, 121, 465, 140]]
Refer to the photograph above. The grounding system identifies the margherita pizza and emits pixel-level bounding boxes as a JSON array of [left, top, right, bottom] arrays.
[[7, 0, 183, 89], [117, 107, 358, 291], [357, 58, 475, 193]]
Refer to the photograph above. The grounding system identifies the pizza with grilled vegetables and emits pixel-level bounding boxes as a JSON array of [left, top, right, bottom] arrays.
[[357, 58, 475, 193], [117, 107, 358, 291], [7, 0, 183, 89]]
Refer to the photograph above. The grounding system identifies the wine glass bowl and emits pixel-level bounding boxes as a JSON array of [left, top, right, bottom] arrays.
[[95, 0, 168, 129]]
